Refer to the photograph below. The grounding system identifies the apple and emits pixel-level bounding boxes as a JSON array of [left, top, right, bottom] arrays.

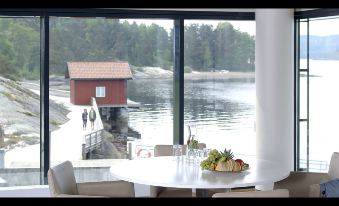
[[235, 159, 244, 166]]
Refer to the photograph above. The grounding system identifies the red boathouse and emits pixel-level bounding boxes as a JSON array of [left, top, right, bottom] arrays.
[[66, 61, 133, 106]]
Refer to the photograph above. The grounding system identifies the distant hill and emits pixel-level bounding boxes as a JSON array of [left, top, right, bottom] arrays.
[[300, 35, 339, 60]]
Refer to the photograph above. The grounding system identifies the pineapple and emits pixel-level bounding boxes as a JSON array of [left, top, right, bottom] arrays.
[[216, 149, 235, 171], [220, 149, 234, 161]]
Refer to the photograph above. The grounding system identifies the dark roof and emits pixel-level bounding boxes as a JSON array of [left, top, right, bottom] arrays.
[[66, 61, 133, 79]]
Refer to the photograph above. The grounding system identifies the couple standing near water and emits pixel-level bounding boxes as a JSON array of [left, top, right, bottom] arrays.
[[82, 107, 96, 130]]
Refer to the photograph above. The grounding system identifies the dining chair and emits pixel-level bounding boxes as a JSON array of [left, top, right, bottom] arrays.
[[48, 160, 135, 197], [274, 152, 339, 197], [212, 189, 290, 197], [150, 143, 206, 197]]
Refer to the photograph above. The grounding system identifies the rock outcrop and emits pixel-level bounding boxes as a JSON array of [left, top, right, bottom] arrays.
[[0, 76, 69, 148]]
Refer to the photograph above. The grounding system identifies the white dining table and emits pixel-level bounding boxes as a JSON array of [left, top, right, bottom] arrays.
[[110, 156, 290, 197]]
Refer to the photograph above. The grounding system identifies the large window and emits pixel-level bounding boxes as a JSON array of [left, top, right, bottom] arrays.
[[0, 9, 255, 186], [184, 20, 256, 156], [49, 17, 174, 182], [0, 17, 40, 186], [297, 15, 339, 172]]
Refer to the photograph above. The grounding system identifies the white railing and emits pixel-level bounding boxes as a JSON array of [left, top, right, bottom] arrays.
[[83, 129, 103, 153], [299, 159, 329, 172]]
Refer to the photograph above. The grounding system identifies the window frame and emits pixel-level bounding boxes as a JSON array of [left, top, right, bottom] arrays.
[[96, 86, 106, 98], [294, 9, 339, 172]]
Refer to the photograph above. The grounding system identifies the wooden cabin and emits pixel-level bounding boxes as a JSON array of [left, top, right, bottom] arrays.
[[66, 61, 133, 106]]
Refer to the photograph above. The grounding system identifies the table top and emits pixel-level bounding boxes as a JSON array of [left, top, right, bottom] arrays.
[[110, 156, 290, 189]]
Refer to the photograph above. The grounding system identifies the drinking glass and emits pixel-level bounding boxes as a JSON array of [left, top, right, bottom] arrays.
[[203, 148, 211, 158], [172, 145, 178, 161], [177, 145, 183, 157], [173, 144, 182, 161], [186, 148, 195, 163], [198, 149, 205, 162], [193, 149, 200, 164]]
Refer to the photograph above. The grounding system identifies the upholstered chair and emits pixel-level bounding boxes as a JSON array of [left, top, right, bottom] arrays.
[[48, 160, 135, 197], [274, 152, 339, 197], [150, 143, 206, 197], [212, 189, 290, 198]]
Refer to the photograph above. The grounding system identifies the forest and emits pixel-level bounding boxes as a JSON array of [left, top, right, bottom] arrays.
[[0, 17, 255, 81]]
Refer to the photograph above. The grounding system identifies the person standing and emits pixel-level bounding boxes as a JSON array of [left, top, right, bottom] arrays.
[[89, 107, 96, 130], [82, 109, 88, 130]]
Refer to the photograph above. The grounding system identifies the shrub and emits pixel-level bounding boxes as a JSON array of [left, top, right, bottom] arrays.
[[184, 66, 193, 73]]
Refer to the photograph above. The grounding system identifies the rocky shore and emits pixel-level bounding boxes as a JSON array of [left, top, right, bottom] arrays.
[[132, 67, 254, 80], [0, 76, 69, 150]]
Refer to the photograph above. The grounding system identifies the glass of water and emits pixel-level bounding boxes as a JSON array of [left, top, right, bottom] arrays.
[[173, 144, 182, 161], [177, 145, 182, 160], [203, 148, 211, 158]]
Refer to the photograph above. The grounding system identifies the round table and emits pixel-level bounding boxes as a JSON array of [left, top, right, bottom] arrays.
[[110, 156, 290, 197]]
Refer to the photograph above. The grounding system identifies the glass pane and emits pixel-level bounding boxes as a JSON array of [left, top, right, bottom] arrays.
[[299, 71, 308, 120], [300, 21, 308, 70], [306, 16, 339, 172], [184, 20, 256, 156], [0, 17, 40, 186], [298, 121, 308, 171], [49, 17, 174, 182]]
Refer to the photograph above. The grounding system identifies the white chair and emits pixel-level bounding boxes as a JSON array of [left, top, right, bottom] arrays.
[[274, 152, 339, 197], [150, 144, 206, 197], [48, 161, 135, 197], [212, 189, 290, 198]]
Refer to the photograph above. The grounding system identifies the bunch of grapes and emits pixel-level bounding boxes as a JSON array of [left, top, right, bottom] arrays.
[[200, 149, 222, 170]]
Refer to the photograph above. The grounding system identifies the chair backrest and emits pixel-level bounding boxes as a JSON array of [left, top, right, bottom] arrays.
[[328, 152, 339, 179], [154, 145, 173, 157], [48, 161, 78, 196], [154, 143, 207, 157], [212, 189, 290, 198]]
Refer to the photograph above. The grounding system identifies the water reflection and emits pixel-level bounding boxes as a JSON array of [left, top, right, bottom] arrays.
[[127, 78, 256, 155]]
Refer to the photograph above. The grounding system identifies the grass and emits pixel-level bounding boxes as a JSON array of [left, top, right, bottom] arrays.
[[0, 91, 17, 101], [50, 120, 61, 126], [17, 110, 36, 117]]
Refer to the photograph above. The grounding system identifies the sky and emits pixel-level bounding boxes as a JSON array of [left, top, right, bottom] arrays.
[[120, 19, 256, 36], [302, 17, 339, 36]]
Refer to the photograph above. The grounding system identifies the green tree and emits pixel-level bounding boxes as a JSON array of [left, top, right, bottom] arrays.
[[0, 54, 19, 81]]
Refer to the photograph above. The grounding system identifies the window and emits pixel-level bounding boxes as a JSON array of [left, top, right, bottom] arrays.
[[0, 16, 41, 186], [184, 20, 256, 156], [297, 15, 339, 172], [96, 86, 105, 98], [49, 17, 174, 182], [0, 9, 255, 186]]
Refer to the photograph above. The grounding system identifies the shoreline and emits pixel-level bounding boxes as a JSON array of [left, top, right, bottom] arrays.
[[184, 71, 254, 80], [133, 71, 255, 80]]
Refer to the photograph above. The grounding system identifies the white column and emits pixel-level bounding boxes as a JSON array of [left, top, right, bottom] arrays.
[[255, 9, 294, 174]]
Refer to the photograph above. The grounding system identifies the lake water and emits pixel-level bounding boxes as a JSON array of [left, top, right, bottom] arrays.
[[299, 59, 339, 171], [127, 77, 256, 156], [127, 59, 339, 172]]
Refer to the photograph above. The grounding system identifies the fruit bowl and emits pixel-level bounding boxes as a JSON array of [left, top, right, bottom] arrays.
[[207, 163, 250, 172], [200, 148, 250, 172]]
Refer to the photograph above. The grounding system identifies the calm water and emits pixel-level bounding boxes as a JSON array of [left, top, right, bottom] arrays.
[[299, 59, 339, 171], [127, 78, 256, 156]]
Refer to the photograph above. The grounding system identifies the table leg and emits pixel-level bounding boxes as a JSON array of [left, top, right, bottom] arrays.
[[196, 188, 231, 197], [196, 189, 208, 197]]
